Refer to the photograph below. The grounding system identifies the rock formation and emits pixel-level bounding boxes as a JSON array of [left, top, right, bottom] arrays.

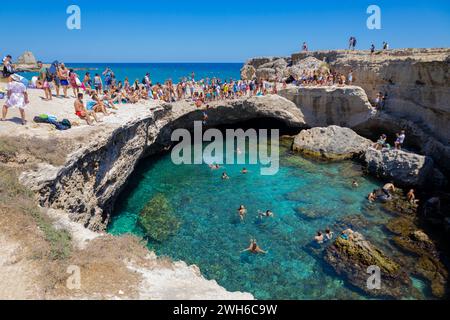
[[293, 125, 372, 160], [325, 232, 412, 298], [279, 86, 374, 128], [242, 49, 450, 176], [16, 51, 37, 65], [19, 95, 305, 231], [364, 148, 434, 187]]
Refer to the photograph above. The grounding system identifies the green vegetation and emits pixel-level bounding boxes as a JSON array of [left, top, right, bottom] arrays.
[[0, 166, 72, 260], [138, 193, 180, 242]]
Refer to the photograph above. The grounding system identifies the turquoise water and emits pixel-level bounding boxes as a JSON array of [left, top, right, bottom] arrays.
[[109, 139, 408, 299], [20, 62, 242, 84]]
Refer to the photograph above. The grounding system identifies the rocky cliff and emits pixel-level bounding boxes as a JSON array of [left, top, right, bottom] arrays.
[[20, 95, 305, 231], [242, 48, 450, 175]]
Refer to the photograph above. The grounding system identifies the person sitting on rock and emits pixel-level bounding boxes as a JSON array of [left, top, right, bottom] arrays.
[[241, 239, 267, 254], [407, 189, 419, 205], [340, 229, 354, 241], [74, 93, 99, 125], [373, 134, 387, 150]]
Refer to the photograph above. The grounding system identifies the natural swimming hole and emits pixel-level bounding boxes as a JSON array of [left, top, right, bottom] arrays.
[[108, 137, 418, 299]]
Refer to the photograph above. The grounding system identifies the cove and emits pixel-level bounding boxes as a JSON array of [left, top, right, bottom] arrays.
[[108, 136, 424, 299]]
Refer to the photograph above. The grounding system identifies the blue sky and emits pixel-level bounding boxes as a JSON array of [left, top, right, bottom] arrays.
[[0, 0, 449, 62]]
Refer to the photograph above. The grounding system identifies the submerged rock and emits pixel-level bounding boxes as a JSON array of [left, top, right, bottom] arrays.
[[293, 125, 372, 160], [386, 216, 448, 298], [364, 148, 434, 187], [138, 194, 180, 242], [325, 232, 411, 298]]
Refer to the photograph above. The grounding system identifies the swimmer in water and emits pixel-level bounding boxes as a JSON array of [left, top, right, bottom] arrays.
[[241, 239, 267, 254], [241, 168, 248, 174], [325, 228, 334, 241], [237, 205, 247, 221], [222, 172, 229, 180], [314, 231, 324, 244], [258, 210, 274, 218], [209, 163, 220, 170], [352, 180, 359, 188], [368, 189, 377, 203]]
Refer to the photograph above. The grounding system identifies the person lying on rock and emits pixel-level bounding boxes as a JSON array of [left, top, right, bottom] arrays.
[[340, 229, 354, 241]]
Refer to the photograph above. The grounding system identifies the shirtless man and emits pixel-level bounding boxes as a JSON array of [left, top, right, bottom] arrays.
[[241, 239, 267, 254], [383, 183, 396, 193], [407, 189, 419, 205], [74, 93, 99, 125]]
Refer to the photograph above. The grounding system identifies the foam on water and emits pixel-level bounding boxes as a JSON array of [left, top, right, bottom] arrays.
[[109, 140, 413, 299]]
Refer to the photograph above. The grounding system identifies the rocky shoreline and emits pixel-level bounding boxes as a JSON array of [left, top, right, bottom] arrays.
[[3, 48, 448, 299]]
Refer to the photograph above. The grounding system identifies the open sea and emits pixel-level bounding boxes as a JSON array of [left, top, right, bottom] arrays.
[[20, 62, 243, 84]]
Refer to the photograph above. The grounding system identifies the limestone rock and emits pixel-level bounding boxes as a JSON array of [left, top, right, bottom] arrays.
[[16, 51, 37, 65], [293, 125, 372, 160], [255, 67, 277, 81], [284, 56, 329, 80], [240, 64, 256, 80], [364, 148, 434, 187], [279, 86, 374, 128], [325, 232, 411, 298]]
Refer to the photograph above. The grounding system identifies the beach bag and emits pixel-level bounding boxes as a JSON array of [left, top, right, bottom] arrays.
[[61, 119, 71, 128]]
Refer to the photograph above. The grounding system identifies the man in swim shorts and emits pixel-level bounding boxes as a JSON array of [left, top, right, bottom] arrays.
[[74, 93, 99, 125]]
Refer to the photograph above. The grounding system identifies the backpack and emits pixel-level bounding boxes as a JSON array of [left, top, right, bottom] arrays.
[[61, 119, 71, 128], [45, 69, 53, 82]]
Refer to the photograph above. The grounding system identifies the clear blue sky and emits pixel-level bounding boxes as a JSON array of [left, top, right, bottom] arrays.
[[1, 0, 449, 62]]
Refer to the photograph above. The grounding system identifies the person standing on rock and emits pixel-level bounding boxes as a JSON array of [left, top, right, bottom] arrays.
[[347, 70, 353, 85], [370, 44, 375, 55], [394, 130, 406, 149], [302, 42, 308, 52], [1, 74, 29, 125], [348, 37, 357, 50]]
